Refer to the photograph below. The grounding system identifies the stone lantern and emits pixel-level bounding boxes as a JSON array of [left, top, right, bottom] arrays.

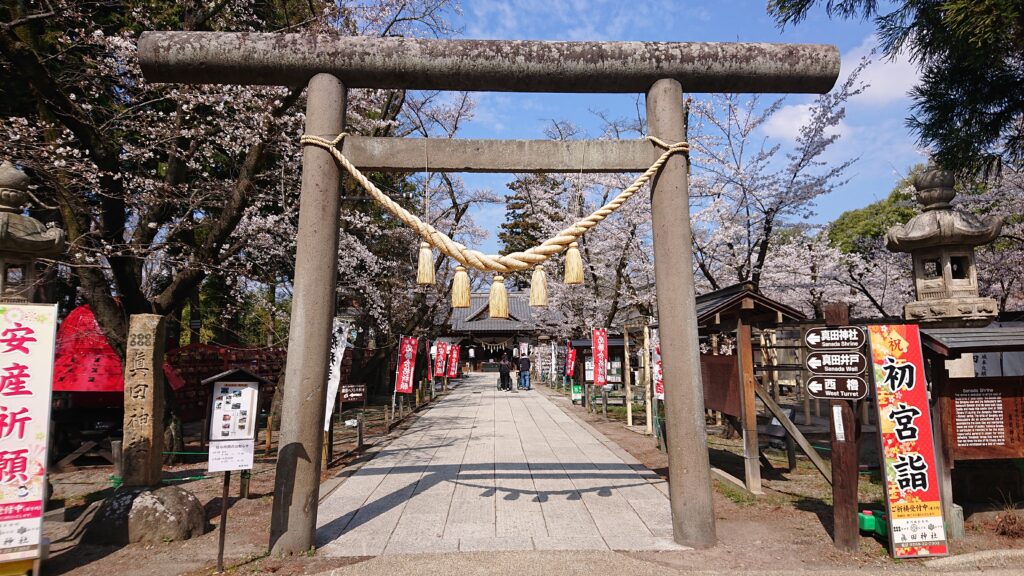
[[0, 162, 66, 303], [886, 162, 1002, 327]]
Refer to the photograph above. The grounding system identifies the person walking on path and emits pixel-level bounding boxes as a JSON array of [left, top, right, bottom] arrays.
[[498, 354, 512, 391], [518, 355, 531, 390]]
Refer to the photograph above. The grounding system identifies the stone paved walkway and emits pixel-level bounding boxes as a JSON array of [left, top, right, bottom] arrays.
[[315, 373, 684, 556]]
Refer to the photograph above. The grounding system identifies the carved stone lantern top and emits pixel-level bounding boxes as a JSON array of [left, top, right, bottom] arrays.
[[0, 161, 65, 257], [886, 162, 1003, 253]]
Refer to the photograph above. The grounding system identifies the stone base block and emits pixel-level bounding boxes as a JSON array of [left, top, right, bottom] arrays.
[[82, 485, 206, 545]]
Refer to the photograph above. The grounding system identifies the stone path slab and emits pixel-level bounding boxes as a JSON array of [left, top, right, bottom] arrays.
[[315, 373, 685, 556]]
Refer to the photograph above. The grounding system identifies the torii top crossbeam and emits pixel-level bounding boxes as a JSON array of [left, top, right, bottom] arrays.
[[138, 32, 839, 93]]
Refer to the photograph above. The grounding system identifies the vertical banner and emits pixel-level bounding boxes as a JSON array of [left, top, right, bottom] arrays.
[[324, 319, 350, 432], [426, 340, 433, 379], [564, 341, 576, 377], [518, 342, 529, 359], [653, 344, 664, 400], [434, 341, 449, 378], [447, 344, 460, 379], [592, 328, 608, 387], [0, 303, 57, 563], [868, 324, 948, 559], [395, 336, 418, 394]]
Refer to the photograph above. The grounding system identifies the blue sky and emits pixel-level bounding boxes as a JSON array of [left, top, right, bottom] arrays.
[[444, 1, 923, 253]]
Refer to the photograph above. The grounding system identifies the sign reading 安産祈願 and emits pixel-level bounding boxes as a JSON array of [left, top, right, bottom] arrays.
[[0, 304, 57, 563], [868, 324, 948, 559], [433, 341, 448, 379]]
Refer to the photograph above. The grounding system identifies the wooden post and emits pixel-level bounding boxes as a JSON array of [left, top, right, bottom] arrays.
[[264, 414, 273, 455], [824, 302, 859, 553], [217, 471, 231, 573], [111, 440, 123, 479], [736, 317, 763, 495], [624, 327, 634, 427], [602, 388, 609, 419], [239, 470, 251, 499]]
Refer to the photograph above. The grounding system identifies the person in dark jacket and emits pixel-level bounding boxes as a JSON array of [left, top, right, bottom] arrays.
[[498, 354, 512, 391], [518, 356, 531, 390]]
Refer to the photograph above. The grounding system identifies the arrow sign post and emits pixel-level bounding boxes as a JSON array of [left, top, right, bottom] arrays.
[[804, 326, 866, 351], [805, 351, 867, 375], [805, 375, 868, 400]]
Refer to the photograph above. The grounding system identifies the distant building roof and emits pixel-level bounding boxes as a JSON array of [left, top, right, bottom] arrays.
[[695, 282, 806, 326], [451, 292, 536, 334], [921, 322, 1024, 356]]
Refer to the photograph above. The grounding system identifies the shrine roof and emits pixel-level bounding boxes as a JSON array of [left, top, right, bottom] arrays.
[[695, 282, 805, 326], [451, 293, 535, 334], [921, 322, 1024, 356]]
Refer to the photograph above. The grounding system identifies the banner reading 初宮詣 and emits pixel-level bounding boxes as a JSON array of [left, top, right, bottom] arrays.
[[0, 303, 57, 563], [868, 324, 948, 559]]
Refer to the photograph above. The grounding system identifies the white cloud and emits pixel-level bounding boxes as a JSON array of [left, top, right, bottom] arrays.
[[843, 35, 920, 105], [761, 103, 852, 142]]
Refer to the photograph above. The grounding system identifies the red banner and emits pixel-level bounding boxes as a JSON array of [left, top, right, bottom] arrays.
[[447, 345, 460, 379], [592, 328, 608, 387], [868, 324, 948, 559], [565, 344, 577, 377], [434, 342, 448, 378], [394, 336, 417, 394]]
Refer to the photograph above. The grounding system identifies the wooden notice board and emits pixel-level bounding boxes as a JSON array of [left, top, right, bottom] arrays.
[[943, 376, 1024, 461]]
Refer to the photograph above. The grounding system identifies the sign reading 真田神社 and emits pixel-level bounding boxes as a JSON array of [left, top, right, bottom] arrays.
[[0, 303, 57, 563], [868, 324, 948, 559]]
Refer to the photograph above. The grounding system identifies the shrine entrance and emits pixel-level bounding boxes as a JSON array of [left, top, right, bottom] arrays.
[[137, 32, 840, 554]]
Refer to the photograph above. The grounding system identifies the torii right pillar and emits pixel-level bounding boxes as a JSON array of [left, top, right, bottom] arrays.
[[647, 78, 717, 548]]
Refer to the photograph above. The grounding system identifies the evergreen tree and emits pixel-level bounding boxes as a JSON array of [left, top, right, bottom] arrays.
[[769, 0, 1024, 174]]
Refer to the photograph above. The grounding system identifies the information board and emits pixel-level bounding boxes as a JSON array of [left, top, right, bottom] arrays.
[[209, 381, 259, 441], [0, 303, 57, 563], [208, 439, 255, 473], [868, 324, 948, 559], [946, 377, 1024, 460]]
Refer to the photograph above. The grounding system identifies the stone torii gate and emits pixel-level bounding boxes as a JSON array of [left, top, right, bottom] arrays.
[[137, 33, 839, 554]]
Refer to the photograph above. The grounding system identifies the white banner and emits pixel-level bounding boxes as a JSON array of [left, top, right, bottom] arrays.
[[324, 320, 351, 431], [0, 303, 57, 563]]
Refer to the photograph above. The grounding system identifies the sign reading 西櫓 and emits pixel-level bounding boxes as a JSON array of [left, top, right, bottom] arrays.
[[0, 303, 57, 563], [868, 324, 948, 559]]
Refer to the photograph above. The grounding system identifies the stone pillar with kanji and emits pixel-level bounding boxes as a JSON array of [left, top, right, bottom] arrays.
[[121, 314, 166, 487]]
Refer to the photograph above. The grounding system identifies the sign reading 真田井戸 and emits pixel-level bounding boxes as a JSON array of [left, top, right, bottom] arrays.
[[0, 303, 57, 563], [868, 324, 948, 559]]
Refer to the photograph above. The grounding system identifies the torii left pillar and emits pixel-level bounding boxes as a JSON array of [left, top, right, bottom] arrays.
[[270, 73, 346, 555]]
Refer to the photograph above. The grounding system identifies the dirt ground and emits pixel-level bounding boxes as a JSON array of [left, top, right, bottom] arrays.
[[41, 386, 1024, 575], [537, 385, 1024, 571]]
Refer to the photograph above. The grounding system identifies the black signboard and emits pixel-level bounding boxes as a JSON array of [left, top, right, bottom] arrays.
[[804, 326, 866, 351], [806, 375, 868, 400], [805, 351, 867, 375]]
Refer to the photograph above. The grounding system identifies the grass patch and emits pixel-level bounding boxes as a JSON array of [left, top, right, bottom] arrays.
[[714, 479, 757, 506]]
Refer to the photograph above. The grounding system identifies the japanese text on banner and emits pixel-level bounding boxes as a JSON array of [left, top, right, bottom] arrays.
[[868, 324, 948, 559], [395, 336, 417, 394], [0, 304, 57, 563], [592, 328, 608, 387]]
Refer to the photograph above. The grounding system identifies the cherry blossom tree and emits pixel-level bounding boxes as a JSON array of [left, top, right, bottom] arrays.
[[1, 0, 461, 356], [688, 61, 867, 292]]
